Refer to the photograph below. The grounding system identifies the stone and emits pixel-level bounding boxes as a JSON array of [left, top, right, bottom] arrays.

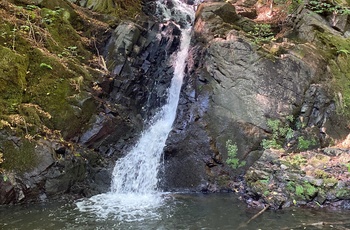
[[327, 13, 348, 33]]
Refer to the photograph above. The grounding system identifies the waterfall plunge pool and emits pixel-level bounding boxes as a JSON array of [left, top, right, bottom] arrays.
[[1, 193, 350, 230]]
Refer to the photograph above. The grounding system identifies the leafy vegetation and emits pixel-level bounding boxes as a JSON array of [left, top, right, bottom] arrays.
[[284, 154, 307, 168], [308, 0, 350, 15], [262, 115, 317, 151], [297, 136, 316, 151], [226, 140, 246, 169], [261, 115, 294, 150], [248, 24, 274, 44], [295, 185, 304, 196]]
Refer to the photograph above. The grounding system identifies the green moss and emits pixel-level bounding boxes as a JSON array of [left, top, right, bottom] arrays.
[[217, 174, 230, 187], [295, 185, 304, 197], [41, 8, 90, 60], [281, 154, 307, 169], [250, 180, 270, 195], [23, 49, 73, 120], [0, 46, 29, 114], [289, 182, 318, 200], [336, 188, 350, 199], [286, 181, 296, 192], [315, 31, 350, 120], [314, 169, 330, 179], [323, 177, 338, 187], [1, 139, 37, 172], [85, 0, 142, 19], [304, 183, 318, 198], [19, 47, 97, 137], [263, 190, 270, 196]]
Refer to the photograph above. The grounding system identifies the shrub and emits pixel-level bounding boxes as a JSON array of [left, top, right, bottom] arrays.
[[261, 116, 294, 150], [297, 136, 316, 151], [226, 140, 246, 169]]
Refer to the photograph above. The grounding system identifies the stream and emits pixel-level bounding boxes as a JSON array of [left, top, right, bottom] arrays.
[[1, 193, 350, 229]]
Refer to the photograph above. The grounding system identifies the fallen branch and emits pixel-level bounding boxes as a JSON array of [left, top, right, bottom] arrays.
[[238, 204, 270, 229], [247, 204, 270, 224], [92, 36, 108, 72]]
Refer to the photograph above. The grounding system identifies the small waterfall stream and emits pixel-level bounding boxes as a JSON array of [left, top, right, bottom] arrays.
[[77, 0, 197, 221]]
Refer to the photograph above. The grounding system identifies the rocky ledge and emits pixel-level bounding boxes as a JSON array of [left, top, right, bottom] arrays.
[[243, 147, 350, 209]]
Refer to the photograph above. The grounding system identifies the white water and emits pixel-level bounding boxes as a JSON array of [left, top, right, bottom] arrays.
[[77, 0, 197, 221]]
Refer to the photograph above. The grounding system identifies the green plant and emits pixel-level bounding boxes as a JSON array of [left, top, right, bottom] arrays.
[[314, 169, 329, 179], [261, 117, 294, 150], [337, 49, 350, 57], [42, 7, 63, 25], [286, 181, 295, 192], [297, 136, 316, 150], [282, 154, 307, 169], [226, 140, 246, 169], [260, 179, 270, 184], [308, 1, 350, 15], [323, 177, 338, 186], [25, 5, 39, 11], [248, 24, 274, 45], [289, 0, 303, 13], [261, 138, 282, 150], [58, 46, 84, 60], [40, 62, 53, 70], [289, 154, 307, 167], [346, 163, 350, 172], [295, 185, 304, 196], [20, 25, 30, 32], [304, 183, 318, 197]]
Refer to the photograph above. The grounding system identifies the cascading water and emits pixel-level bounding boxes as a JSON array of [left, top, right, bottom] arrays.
[[76, 0, 198, 221]]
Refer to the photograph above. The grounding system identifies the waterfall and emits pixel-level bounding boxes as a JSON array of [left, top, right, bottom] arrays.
[[76, 0, 198, 221], [110, 28, 191, 195]]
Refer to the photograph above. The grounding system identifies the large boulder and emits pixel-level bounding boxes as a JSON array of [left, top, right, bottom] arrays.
[[0, 137, 108, 204]]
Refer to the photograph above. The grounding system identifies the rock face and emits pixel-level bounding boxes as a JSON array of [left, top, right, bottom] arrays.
[[161, 0, 350, 195], [0, 136, 109, 204], [80, 18, 184, 157]]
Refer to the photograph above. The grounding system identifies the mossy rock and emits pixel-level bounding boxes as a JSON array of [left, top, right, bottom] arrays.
[[1, 139, 37, 173], [314, 31, 350, 120], [85, 0, 142, 19], [336, 188, 350, 199], [22, 48, 97, 137], [41, 8, 90, 60], [0, 46, 29, 114]]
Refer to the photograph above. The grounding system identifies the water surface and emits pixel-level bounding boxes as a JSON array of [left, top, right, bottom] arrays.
[[1, 193, 350, 230]]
